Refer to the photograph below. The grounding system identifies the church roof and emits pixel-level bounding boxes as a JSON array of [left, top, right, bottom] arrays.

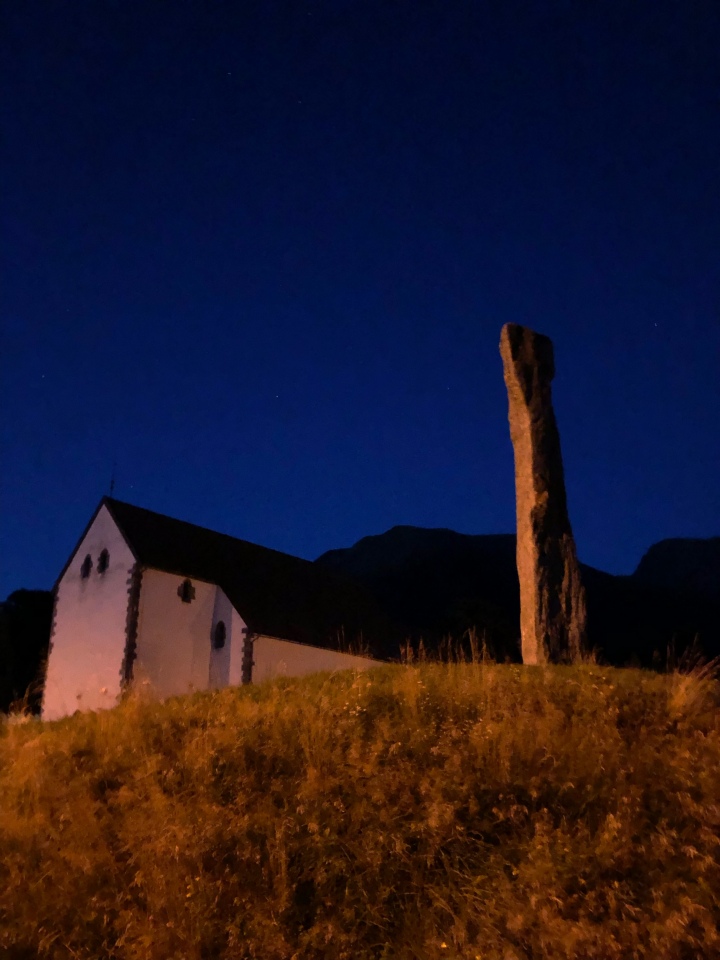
[[99, 498, 393, 655]]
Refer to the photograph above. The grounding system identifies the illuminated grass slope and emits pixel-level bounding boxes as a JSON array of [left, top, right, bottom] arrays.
[[1, 661, 719, 959]]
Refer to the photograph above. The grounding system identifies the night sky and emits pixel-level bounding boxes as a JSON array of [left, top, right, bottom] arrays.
[[2, 0, 719, 599]]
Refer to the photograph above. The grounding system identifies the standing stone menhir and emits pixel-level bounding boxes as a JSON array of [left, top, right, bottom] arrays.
[[499, 323, 587, 664]]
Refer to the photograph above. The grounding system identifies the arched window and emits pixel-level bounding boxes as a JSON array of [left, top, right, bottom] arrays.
[[213, 621, 226, 650], [97, 549, 110, 574], [177, 578, 195, 603], [80, 554, 93, 579]]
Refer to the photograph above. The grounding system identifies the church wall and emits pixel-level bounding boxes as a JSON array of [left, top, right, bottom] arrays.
[[42, 503, 379, 719], [42, 505, 136, 721], [134, 569, 217, 698], [251, 634, 377, 684], [208, 587, 235, 689]]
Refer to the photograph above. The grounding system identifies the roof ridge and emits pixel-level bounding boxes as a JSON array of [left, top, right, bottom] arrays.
[[74, 497, 398, 654], [103, 496, 313, 566]]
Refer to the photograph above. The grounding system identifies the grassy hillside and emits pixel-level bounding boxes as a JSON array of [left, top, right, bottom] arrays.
[[1, 661, 719, 960]]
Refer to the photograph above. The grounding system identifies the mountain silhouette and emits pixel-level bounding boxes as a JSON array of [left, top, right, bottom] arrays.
[[632, 537, 720, 602], [317, 527, 520, 659], [316, 527, 720, 666], [0, 589, 53, 713]]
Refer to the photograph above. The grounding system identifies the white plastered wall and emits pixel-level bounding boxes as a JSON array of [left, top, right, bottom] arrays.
[[133, 569, 223, 698], [42, 505, 136, 721], [251, 634, 376, 684], [209, 587, 235, 689]]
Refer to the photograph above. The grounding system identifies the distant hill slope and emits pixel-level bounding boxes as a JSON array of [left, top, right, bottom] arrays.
[[0, 589, 53, 713], [318, 527, 520, 657], [633, 537, 720, 601], [316, 527, 720, 666]]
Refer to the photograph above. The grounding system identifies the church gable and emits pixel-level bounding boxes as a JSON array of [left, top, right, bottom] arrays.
[[42, 505, 137, 720]]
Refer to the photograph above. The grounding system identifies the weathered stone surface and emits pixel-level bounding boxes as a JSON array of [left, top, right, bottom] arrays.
[[499, 323, 586, 664]]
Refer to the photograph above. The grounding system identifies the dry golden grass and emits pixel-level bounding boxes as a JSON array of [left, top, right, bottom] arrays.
[[1, 661, 719, 959]]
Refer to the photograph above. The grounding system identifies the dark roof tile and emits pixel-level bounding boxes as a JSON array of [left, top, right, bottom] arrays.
[[103, 498, 393, 655]]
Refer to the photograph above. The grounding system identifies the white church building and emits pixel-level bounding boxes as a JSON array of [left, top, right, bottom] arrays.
[[42, 498, 387, 720]]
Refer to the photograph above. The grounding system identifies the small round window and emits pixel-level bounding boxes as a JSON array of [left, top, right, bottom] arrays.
[[213, 621, 226, 650]]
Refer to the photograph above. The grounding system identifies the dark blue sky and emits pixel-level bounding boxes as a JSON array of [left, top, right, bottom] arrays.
[[2, 0, 719, 598]]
